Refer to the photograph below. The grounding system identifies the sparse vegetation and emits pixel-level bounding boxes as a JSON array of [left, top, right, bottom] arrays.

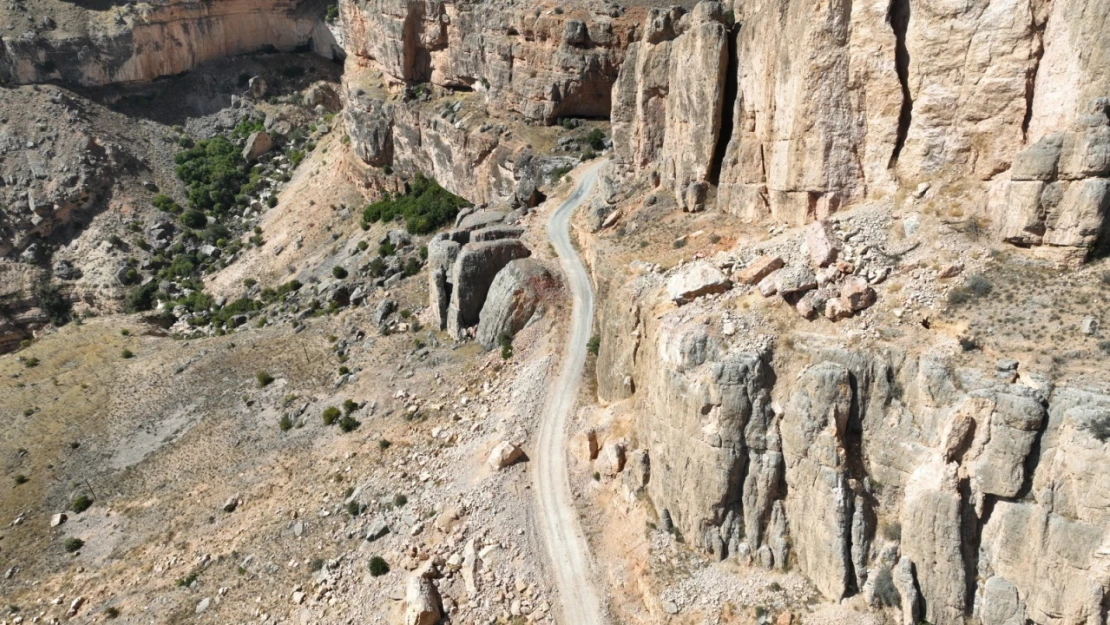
[[322, 406, 341, 425], [948, 274, 993, 306], [379, 439, 392, 450], [587, 335, 600, 356], [13, 474, 29, 486], [63, 537, 84, 553], [279, 414, 294, 432], [256, 371, 275, 388], [338, 415, 361, 433], [1081, 413, 1110, 442], [332, 265, 348, 279], [120, 349, 134, 359], [71, 494, 93, 513], [872, 565, 901, 607], [498, 331, 514, 360], [585, 128, 606, 151], [393, 493, 408, 507]]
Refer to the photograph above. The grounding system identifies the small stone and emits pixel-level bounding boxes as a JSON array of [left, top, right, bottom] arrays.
[[487, 442, 523, 469], [996, 359, 1019, 372], [1081, 317, 1099, 336], [736, 255, 784, 285], [937, 262, 964, 278], [663, 600, 679, 614], [805, 220, 839, 267], [50, 513, 67, 527], [195, 597, 211, 614]]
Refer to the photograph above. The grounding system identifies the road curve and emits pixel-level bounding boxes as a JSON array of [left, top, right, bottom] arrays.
[[536, 161, 607, 625]]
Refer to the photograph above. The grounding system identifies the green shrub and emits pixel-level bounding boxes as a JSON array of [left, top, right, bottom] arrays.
[[71, 494, 93, 513], [367, 257, 386, 277], [152, 194, 182, 213], [322, 406, 341, 425], [332, 266, 348, 279], [498, 331, 513, 360], [120, 349, 134, 359], [243, 278, 257, 288], [338, 365, 350, 376], [343, 399, 358, 414], [1081, 413, 1110, 442], [279, 414, 293, 431], [266, 195, 278, 208], [948, 274, 993, 307], [64, 537, 84, 553], [358, 240, 369, 252], [23, 357, 39, 368], [379, 439, 392, 450], [346, 500, 363, 517], [403, 257, 422, 277], [587, 335, 600, 356], [35, 282, 71, 326], [105, 607, 120, 619], [180, 209, 207, 229], [585, 128, 606, 150], [326, 3, 339, 22], [378, 240, 396, 257], [338, 415, 361, 433], [13, 474, 28, 485], [361, 173, 470, 234], [256, 371, 275, 388], [393, 493, 408, 507], [368, 556, 389, 577]]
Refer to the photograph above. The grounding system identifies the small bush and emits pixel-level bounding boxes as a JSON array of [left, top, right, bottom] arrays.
[[71, 494, 93, 513], [322, 406, 341, 425], [358, 240, 369, 252], [881, 520, 902, 541], [121, 349, 134, 359], [587, 335, 601, 356], [379, 439, 392, 450], [309, 558, 325, 572], [23, 357, 39, 368], [343, 399, 358, 415], [393, 493, 408, 507], [368, 556, 390, 577], [498, 331, 513, 360], [332, 265, 349, 280], [120, 329, 130, 336], [592, 471, 600, 481], [13, 474, 28, 485], [256, 371, 275, 388], [279, 415, 293, 432], [63, 537, 84, 553], [346, 500, 363, 517], [1081, 413, 1110, 442], [338, 415, 361, 433], [104, 607, 120, 619], [673, 238, 687, 249], [585, 128, 606, 151]]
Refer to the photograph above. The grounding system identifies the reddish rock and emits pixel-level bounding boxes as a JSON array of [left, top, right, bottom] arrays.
[[736, 255, 785, 285]]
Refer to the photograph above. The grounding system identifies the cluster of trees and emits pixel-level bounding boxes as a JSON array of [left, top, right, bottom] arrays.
[[361, 173, 470, 235]]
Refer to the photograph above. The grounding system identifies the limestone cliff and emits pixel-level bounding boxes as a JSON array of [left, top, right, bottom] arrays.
[[340, 0, 641, 123], [0, 0, 341, 86], [594, 264, 1110, 625], [611, 0, 1110, 260]]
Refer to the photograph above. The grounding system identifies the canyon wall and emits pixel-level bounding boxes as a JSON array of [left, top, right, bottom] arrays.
[[611, 0, 1110, 260], [341, 0, 641, 123], [595, 268, 1110, 625], [0, 0, 340, 87]]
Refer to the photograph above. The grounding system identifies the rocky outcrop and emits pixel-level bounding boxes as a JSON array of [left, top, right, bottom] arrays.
[[0, 0, 340, 87], [340, 0, 641, 123], [989, 99, 1110, 265], [594, 265, 1110, 625], [343, 73, 579, 207], [403, 575, 443, 625], [433, 235, 532, 340], [475, 259, 555, 350]]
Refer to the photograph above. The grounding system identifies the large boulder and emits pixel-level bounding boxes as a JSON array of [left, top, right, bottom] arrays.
[[403, 575, 442, 625], [446, 239, 532, 339], [242, 131, 273, 162], [666, 261, 733, 305], [475, 259, 555, 350]]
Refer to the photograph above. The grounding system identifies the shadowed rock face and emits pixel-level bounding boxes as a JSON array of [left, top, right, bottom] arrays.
[[475, 258, 555, 350]]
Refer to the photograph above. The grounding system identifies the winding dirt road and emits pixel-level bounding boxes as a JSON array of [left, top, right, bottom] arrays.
[[535, 161, 607, 625]]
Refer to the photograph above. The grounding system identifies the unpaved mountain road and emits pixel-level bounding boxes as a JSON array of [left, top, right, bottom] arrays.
[[535, 161, 607, 625]]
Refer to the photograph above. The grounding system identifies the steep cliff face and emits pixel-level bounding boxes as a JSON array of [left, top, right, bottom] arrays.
[[340, 0, 641, 123], [0, 0, 340, 87], [612, 0, 1110, 259], [595, 266, 1110, 625]]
